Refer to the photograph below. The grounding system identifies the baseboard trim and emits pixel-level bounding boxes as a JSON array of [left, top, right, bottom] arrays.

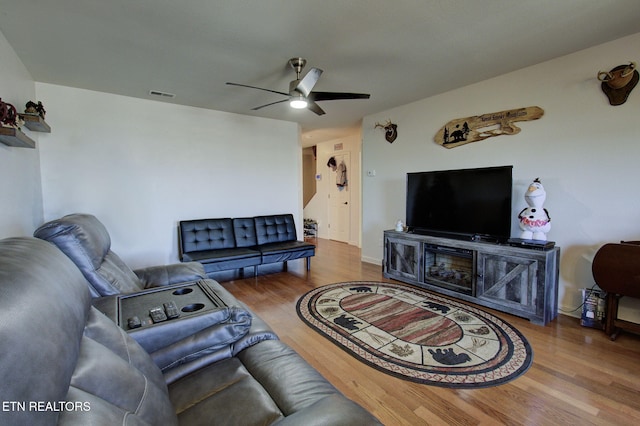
[[361, 255, 382, 266]]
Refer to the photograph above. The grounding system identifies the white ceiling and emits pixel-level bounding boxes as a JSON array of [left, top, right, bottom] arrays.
[[1, 0, 639, 144]]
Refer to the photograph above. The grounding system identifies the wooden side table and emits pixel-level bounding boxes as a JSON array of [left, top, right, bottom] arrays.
[[592, 241, 640, 340]]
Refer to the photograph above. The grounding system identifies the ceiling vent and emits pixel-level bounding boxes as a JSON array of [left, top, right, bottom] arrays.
[[148, 90, 175, 98]]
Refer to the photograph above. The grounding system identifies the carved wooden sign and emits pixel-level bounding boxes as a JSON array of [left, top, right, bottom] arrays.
[[435, 106, 544, 148]]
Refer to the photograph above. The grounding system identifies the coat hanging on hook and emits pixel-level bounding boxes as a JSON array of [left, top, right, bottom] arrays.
[[327, 156, 347, 189]]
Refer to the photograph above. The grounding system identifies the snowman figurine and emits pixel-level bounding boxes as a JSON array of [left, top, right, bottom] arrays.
[[518, 178, 551, 240]]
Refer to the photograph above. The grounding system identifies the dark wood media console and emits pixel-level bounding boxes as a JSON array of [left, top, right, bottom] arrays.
[[383, 230, 560, 325]]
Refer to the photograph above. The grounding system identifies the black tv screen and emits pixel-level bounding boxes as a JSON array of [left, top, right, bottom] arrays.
[[406, 165, 513, 241]]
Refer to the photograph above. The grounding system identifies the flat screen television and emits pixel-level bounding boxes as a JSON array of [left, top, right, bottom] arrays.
[[406, 165, 513, 242]]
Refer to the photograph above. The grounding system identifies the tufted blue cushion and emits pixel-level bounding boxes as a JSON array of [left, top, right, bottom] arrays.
[[233, 217, 258, 248], [180, 218, 236, 253], [254, 214, 297, 245]]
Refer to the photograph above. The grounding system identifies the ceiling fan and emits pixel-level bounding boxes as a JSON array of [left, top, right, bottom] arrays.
[[226, 57, 370, 115]]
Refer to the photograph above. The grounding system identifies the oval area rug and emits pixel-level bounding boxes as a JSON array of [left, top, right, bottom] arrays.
[[296, 281, 533, 388]]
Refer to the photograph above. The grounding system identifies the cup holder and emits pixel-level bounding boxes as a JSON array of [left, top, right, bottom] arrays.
[[172, 288, 194, 296], [181, 303, 205, 313]]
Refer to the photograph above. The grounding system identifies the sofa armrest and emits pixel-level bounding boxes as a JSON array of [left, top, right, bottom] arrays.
[[158, 295, 280, 384], [161, 304, 280, 384], [134, 262, 205, 288], [128, 306, 247, 353], [231, 310, 279, 355], [151, 306, 252, 372]]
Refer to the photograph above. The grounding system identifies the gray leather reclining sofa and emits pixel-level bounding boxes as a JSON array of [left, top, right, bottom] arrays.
[[0, 216, 381, 425]]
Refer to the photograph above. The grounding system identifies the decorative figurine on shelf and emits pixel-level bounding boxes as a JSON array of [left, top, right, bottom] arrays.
[[25, 100, 46, 119], [395, 220, 404, 232], [518, 178, 551, 241], [0, 98, 20, 128]]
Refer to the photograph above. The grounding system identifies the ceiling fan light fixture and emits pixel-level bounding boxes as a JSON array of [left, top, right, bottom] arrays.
[[227, 57, 370, 116], [290, 95, 308, 109]]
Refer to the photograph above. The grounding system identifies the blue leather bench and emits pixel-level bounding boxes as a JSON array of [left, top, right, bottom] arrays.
[[179, 214, 315, 276]]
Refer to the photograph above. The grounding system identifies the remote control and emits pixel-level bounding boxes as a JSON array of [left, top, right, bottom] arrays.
[[127, 316, 142, 329], [149, 306, 168, 323], [163, 301, 180, 319]]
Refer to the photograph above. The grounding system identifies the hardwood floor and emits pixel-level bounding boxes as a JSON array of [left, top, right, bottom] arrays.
[[215, 238, 640, 425]]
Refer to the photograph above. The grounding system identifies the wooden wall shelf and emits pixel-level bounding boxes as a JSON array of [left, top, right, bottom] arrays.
[[18, 114, 51, 133], [0, 127, 36, 149]]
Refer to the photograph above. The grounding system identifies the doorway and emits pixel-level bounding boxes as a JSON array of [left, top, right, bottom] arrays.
[[327, 152, 350, 243], [302, 147, 317, 207], [301, 128, 361, 247]]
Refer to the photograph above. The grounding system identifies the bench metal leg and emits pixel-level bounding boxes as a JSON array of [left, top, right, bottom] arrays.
[[306, 257, 311, 270]]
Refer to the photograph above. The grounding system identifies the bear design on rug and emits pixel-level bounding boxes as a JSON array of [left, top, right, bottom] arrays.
[[349, 286, 373, 293], [423, 302, 450, 314], [334, 314, 362, 330], [429, 348, 471, 365]]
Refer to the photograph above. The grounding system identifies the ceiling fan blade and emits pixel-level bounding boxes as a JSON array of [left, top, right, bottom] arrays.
[[309, 91, 371, 101], [307, 101, 326, 116], [251, 98, 289, 111], [226, 82, 289, 97], [295, 67, 323, 97]]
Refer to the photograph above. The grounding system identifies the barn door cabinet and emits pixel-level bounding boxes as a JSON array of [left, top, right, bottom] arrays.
[[384, 234, 422, 282], [383, 230, 560, 325]]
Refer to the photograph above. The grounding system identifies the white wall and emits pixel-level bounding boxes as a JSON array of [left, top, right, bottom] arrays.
[[362, 32, 640, 321], [304, 131, 361, 246], [36, 83, 301, 268], [0, 31, 43, 238]]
